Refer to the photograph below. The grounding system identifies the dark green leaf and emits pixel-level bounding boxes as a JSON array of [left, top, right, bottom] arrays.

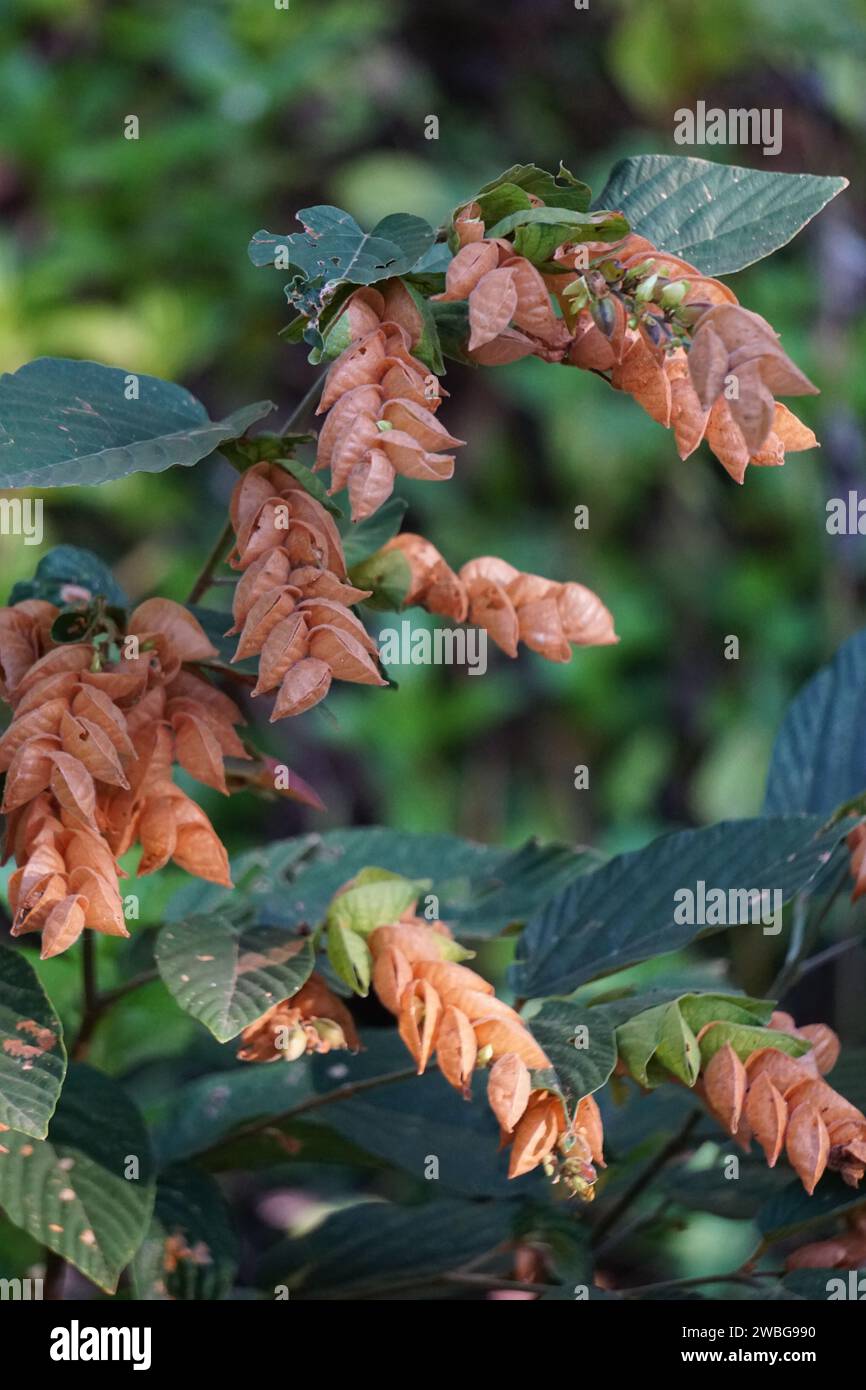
[[257, 1195, 521, 1298], [130, 1165, 238, 1301], [0, 945, 66, 1140], [0, 357, 273, 488], [9, 545, 127, 607], [512, 816, 848, 998], [594, 156, 848, 276], [758, 1173, 866, 1241], [340, 496, 408, 568], [349, 546, 411, 611], [155, 912, 315, 1043], [528, 1000, 620, 1107], [164, 828, 589, 941], [0, 1065, 155, 1293], [763, 627, 866, 815]]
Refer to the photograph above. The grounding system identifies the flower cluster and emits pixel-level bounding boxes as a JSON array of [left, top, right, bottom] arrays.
[[553, 231, 819, 483], [228, 462, 384, 718], [367, 912, 604, 1193], [442, 197, 819, 483], [0, 597, 236, 957], [383, 532, 618, 659], [314, 283, 464, 521], [698, 1012, 866, 1193], [433, 206, 571, 364], [237, 973, 359, 1061]]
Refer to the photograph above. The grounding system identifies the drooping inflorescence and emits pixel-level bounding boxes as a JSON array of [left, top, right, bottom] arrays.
[[0, 597, 237, 956], [697, 1012, 866, 1194]]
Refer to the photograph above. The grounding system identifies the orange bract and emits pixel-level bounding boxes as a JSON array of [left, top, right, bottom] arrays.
[[0, 596, 237, 958], [696, 1012, 866, 1194], [315, 284, 464, 521], [383, 533, 618, 660]]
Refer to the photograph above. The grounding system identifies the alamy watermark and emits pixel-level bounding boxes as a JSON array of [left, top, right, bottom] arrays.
[[673, 880, 783, 935], [378, 620, 487, 675], [674, 101, 782, 157], [0, 496, 43, 545]]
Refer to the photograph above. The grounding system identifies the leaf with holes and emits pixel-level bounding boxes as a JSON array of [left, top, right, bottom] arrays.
[[155, 913, 315, 1043], [0, 945, 66, 1140], [0, 1064, 154, 1293], [593, 156, 847, 276], [0, 357, 273, 488], [130, 1165, 238, 1301]]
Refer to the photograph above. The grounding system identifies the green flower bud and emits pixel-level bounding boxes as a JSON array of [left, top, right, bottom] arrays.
[[659, 280, 688, 309], [634, 273, 658, 303]]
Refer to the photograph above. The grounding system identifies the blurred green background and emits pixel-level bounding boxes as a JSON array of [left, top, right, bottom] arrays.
[[2, 0, 866, 1301]]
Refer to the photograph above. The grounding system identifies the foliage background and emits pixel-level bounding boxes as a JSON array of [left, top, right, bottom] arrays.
[[1, 0, 866, 1296]]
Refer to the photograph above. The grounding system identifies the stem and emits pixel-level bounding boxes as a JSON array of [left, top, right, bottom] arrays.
[[71, 934, 99, 1061], [71, 957, 159, 1061], [186, 518, 234, 605], [206, 1065, 418, 1152], [185, 369, 326, 606], [592, 1109, 700, 1245]]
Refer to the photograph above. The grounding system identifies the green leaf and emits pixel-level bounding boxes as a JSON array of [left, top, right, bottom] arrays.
[[157, 1032, 518, 1197], [512, 816, 848, 998], [615, 993, 778, 1088], [594, 155, 848, 276], [275, 456, 342, 517], [249, 208, 436, 282], [431, 301, 472, 365], [758, 1173, 866, 1241], [528, 1000, 620, 1108], [340, 496, 408, 568], [0, 1064, 155, 1293], [130, 1165, 238, 1301], [326, 921, 371, 996], [326, 868, 428, 938], [697, 1021, 810, 1067], [617, 1000, 701, 1087], [763, 627, 866, 815], [399, 278, 445, 375], [0, 358, 273, 488], [0, 945, 66, 1140], [486, 207, 630, 267], [474, 163, 592, 217], [8, 545, 128, 608], [164, 828, 590, 941], [155, 912, 315, 1043], [257, 1195, 521, 1299], [349, 546, 411, 612]]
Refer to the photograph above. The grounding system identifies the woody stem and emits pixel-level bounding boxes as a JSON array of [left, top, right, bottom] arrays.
[[185, 369, 327, 606]]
